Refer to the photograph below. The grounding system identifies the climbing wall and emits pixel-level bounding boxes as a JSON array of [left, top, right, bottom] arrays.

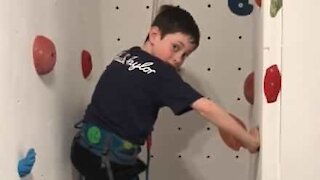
[[137, 1, 262, 180], [0, 0, 284, 180], [257, 0, 282, 180], [0, 0, 106, 179]]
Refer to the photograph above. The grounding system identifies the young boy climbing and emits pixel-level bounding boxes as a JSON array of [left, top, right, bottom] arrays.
[[71, 5, 260, 180]]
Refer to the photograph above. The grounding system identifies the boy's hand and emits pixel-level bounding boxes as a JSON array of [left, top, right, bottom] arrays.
[[247, 127, 260, 153], [218, 113, 247, 151]]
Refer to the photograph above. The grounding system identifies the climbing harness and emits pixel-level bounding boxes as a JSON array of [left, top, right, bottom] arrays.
[[73, 121, 144, 179]]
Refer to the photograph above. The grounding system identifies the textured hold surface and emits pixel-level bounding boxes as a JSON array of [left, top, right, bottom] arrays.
[[264, 64, 281, 103], [33, 35, 56, 75], [228, 0, 254, 16], [244, 72, 254, 105], [255, 0, 261, 7], [81, 50, 92, 79]]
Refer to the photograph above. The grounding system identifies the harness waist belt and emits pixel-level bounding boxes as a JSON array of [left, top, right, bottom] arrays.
[[77, 122, 140, 165]]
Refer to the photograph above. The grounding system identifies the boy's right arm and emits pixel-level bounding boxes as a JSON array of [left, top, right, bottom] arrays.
[[191, 97, 260, 153]]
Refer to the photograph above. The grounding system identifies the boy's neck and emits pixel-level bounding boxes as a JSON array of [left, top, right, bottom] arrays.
[[141, 41, 152, 55]]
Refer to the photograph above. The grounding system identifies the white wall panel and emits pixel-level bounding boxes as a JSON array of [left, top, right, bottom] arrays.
[[0, 0, 104, 179], [258, 0, 282, 180], [281, 1, 320, 180]]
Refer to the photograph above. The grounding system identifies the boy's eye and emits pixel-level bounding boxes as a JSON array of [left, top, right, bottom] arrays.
[[172, 44, 180, 52]]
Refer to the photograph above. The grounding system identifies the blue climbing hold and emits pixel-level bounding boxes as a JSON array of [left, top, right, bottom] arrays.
[[18, 148, 36, 177], [228, 0, 253, 16]]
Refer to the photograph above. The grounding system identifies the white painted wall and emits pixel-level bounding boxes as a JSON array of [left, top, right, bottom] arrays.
[[258, 1, 282, 180], [0, 0, 104, 179], [281, 1, 320, 180]]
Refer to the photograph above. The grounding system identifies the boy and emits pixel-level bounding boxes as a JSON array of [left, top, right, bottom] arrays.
[[71, 5, 260, 180]]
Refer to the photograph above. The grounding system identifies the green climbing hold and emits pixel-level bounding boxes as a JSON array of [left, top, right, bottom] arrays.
[[87, 126, 101, 144], [123, 140, 134, 150], [270, 0, 282, 17]]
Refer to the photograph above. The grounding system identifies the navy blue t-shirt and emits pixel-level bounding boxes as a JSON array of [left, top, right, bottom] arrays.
[[84, 47, 203, 145]]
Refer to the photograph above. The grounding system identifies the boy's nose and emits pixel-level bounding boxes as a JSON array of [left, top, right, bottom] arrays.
[[173, 54, 183, 64]]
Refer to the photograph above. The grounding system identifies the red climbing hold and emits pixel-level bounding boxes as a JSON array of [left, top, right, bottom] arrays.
[[255, 0, 262, 7], [264, 65, 281, 103], [244, 72, 254, 105], [219, 114, 247, 151], [33, 35, 56, 75], [81, 50, 92, 79]]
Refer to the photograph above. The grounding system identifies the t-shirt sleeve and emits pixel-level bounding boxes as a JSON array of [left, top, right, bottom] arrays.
[[156, 70, 203, 115]]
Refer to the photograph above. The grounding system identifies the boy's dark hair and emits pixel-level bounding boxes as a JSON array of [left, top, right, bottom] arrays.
[[148, 5, 200, 48]]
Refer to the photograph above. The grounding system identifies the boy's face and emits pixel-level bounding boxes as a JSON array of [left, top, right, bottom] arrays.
[[148, 27, 196, 70]]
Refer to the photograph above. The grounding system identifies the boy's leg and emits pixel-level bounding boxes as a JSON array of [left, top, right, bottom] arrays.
[[84, 176, 98, 180], [71, 138, 143, 180], [131, 176, 139, 180], [71, 138, 109, 179], [71, 130, 146, 180], [85, 175, 139, 180]]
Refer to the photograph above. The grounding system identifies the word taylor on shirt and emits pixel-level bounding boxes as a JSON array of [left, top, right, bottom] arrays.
[[114, 51, 156, 74]]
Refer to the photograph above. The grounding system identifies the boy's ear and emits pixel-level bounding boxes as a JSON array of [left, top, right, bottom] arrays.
[[148, 26, 161, 45]]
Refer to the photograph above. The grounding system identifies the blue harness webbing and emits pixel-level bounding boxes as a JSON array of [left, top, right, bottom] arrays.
[[77, 122, 140, 164], [74, 121, 141, 179], [74, 121, 152, 180]]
